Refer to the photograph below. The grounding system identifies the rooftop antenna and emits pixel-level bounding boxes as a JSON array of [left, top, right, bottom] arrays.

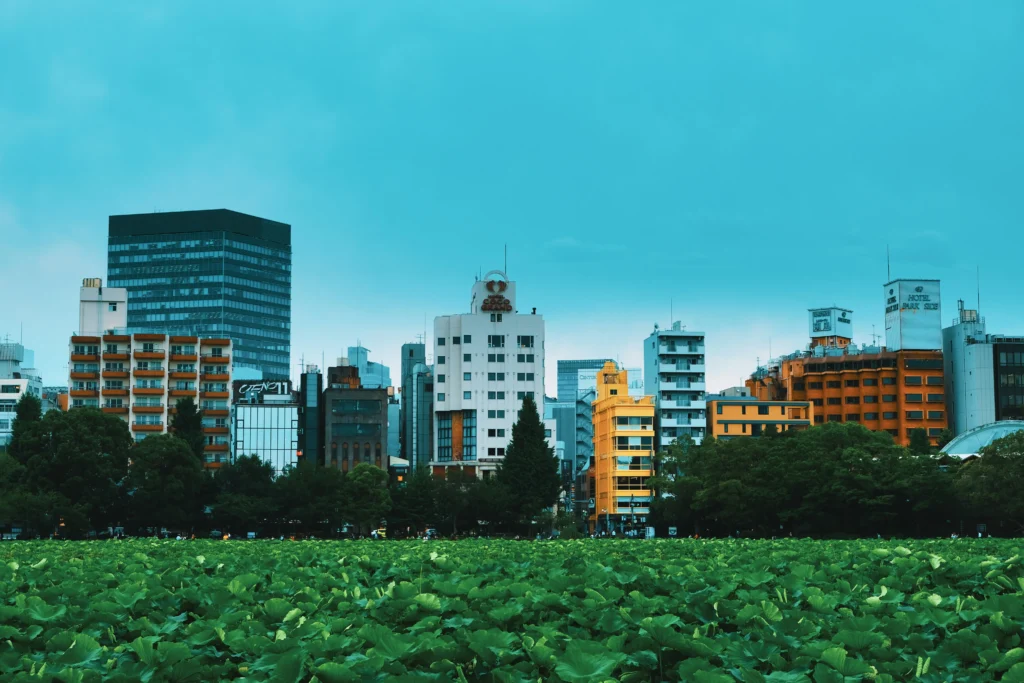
[[504, 244, 507, 274], [670, 298, 673, 326], [977, 265, 981, 313], [871, 324, 878, 346]]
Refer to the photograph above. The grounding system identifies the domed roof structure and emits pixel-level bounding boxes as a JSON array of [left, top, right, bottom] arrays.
[[941, 421, 1024, 459]]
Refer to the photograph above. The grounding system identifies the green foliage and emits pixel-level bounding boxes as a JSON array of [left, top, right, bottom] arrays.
[[0, 538, 1020, 681], [169, 396, 205, 460], [7, 392, 42, 464], [908, 427, 932, 454], [125, 434, 206, 532], [496, 395, 561, 527], [346, 463, 392, 533], [956, 430, 1024, 533]]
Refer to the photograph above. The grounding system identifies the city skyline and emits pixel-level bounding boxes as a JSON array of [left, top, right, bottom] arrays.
[[2, 3, 1022, 393]]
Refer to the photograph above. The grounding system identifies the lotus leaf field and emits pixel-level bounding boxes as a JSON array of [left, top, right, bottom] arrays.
[[1, 539, 1024, 682]]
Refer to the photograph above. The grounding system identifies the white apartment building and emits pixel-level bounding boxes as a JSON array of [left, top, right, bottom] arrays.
[[643, 322, 707, 448], [431, 270, 550, 477]]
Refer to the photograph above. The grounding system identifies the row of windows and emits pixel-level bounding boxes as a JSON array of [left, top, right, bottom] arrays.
[[615, 436, 654, 451], [436, 353, 536, 365], [999, 352, 1024, 366], [437, 335, 537, 349], [817, 411, 944, 422], [436, 391, 535, 402]]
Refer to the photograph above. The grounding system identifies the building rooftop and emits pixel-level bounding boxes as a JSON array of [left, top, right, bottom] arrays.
[[109, 209, 291, 246]]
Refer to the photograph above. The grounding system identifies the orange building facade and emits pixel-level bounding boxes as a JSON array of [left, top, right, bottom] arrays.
[[707, 398, 814, 439], [69, 333, 233, 467], [746, 349, 946, 447], [587, 362, 655, 535]]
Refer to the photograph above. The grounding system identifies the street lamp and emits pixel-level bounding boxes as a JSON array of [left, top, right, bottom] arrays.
[[601, 507, 608, 535]]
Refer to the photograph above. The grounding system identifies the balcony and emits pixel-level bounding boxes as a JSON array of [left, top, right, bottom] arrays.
[[70, 371, 98, 380], [201, 373, 230, 381], [102, 388, 128, 396], [132, 405, 164, 414], [134, 334, 166, 342], [169, 371, 197, 379], [102, 352, 129, 361], [103, 334, 130, 343], [71, 354, 100, 363], [661, 344, 704, 354], [169, 336, 199, 343], [690, 382, 706, 391], [206, 443, 229, 452], [204, 409, 229, 417], [204, 426, 229, 434], [132, 387, 164, 396], [660, 418, 688, 428], [131, 422, 164, 432], [71, 336, 100, 344], [134, 350, 166, 360], [134, 369, 165, 378], [102, 369, 128, 378], [200, 355, 230, 364], [200, 391, 229, 399], [690, 400, 707, 410], [70, 389, 98, 398], [102, 406, 128, 415], [170, 353, 198, 362], [169, 389, 197, 397], [200, 338, 231, 346], [660, 400, 691, 409], [204, 461, 225, 470]]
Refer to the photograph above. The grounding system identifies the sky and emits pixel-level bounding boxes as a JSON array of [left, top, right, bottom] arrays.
[[1, 1, 1022, 395]]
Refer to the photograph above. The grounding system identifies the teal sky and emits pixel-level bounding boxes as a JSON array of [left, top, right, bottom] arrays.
[[1, 2, 1022, 392]]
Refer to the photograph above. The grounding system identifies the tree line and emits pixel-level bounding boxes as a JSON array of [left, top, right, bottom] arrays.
[[0, 394, 564, 539], [647, 422, 1024, 538]]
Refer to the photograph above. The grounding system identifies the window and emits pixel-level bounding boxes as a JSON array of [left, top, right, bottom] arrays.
[[490, 314, 503, 322], [845, 414, 860, 422], [928, 428, 943, 437], [437, 393, 445, 401], [845, 396, 860, 404], [464, 353, 471, 362], [105, 344, 118, 353], [863, 378, 878, 386], [1, 385, 21, 394], [864, 412, 879, 421], [827, 397, 841, 405], [488, 335, 505, 348], [487, 429, 506, 437], [615, 416, 654, 428], [615, 436, 654, 451], [906, 393, 923, 403], [827, 415, 841, 422], [463, 372, 471, 381], [452, 336, 461, 345], [811, 398, 823, 406], [928, 411, 944, 420], [437, 374, 445, 383], [927, 376, 943, 385], [808, 382, 823, 390], [517, 335, 534, 348], [826, 381, 841, 389], [883, 394, 897, 403], [845, 379, 859, 388], [883, 411, 898, 420], [108, 302, 117, 312], [905, 376, 923, 386], [517, 391, 535, 400], [143, 342, 155, 353], [463, 391, 472, 400], [864, 396, 878, 403], [757, 405, 769, 415], [487, 409, 506, 418], [882, 377, 896, 385], [517, 372, 535, 381], [437, 337, 446, 346], [437, 355, 445, 365], [517, 354, 536, 363], [487, 372, 505, 381], [463, 335, 471, 344], [487, 353, 505, 362], [486, 447, 506, 456], [487, 391, 505, 400], [927, 394, 944, 403], [906, 411, 924, 420], [793, 382, 805, 391], [814, 415, 824, 424]]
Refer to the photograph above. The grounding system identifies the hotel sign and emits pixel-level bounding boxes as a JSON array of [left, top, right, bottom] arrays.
[[884, 280, 941, 350], [481, 276, 513, 312], [233, 379, 293, 402], [807, 307, 853, 340]]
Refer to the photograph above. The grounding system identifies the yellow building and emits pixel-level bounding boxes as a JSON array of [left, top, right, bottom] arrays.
[[588, 362, 655, 535], [706, 397, 814, 440]]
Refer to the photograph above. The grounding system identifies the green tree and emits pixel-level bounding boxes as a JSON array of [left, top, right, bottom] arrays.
[[388, 467, 439, 534], [8, 393, 43, 464], [496, 395, 561, 527], [346, 463, 392, 534], [23, 408, 132, 534], [170, 396, 205, 460], [125, 434, 206, 533], [212, 455, 277, 534], [956, 431, 1024, 534], [936, 428, 955, 451], [908, 428, 932, 455], [275, 462, 348, 534]]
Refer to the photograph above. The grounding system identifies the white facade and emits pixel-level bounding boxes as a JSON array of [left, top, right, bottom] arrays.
[[808, 307, 853, 340], [78, 278, 128, 336], [884, 279, 942, 351], [0, 378, 31, 446], [643, 322, 707, 449], [431, 270, 548, 475]]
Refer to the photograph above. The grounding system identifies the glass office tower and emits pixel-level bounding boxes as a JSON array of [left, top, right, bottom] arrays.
[[107, 209, 291, 379]]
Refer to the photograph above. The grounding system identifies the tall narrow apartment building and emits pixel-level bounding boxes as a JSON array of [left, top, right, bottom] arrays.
[[69, 278, 233, 467], [431, 270, 548, 477], [643, 322, 707, 449]]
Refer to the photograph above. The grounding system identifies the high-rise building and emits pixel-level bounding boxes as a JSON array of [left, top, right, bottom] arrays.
[[643, 322, 707, 449], [0, 341, 47, 446], [943, 299, 1024, 435], [705, 395, 814, 439], [400, 343, 434, 471], [297, 366, 323, 465], [69, 279, 234, 466], [557, 359, 612, 401], [348, 346, 391, 389], [431, 269, 548, 477], [588, 363, 654, 534], [107, 209, 291, 379], [231, 380, 299, 475], [323, 364, 389, 472]]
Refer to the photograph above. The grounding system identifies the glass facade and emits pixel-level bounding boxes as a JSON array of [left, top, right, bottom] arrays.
[[233, 403, 299, 476], [557, 359, 613, 401], [995, 344, 1024, 421], [107, 210, 291, 378]]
